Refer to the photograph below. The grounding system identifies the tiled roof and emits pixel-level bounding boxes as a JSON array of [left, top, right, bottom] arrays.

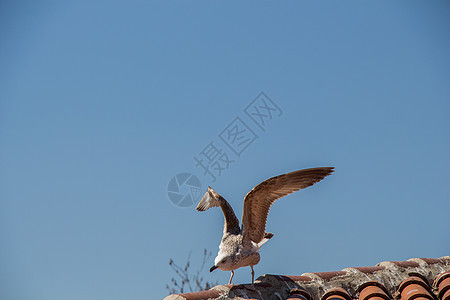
[[164, 256, 450, 300]]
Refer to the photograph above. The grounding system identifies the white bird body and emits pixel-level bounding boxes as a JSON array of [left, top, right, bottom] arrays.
[[196, 167, 334, 284], [214, 233, 260, 272]]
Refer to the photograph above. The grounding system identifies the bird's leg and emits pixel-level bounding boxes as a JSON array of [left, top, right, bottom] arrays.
[[251, 265, 255, 285], [228, 270, 234, 285]]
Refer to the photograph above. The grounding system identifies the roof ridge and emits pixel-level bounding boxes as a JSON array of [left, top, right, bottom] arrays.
[[164, 256, 450, 300]]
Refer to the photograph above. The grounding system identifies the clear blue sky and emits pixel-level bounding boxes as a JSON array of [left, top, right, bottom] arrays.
[[1, 1, 449, 299]]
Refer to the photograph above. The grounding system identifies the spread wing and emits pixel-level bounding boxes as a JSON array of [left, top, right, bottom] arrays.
[[241, 167, 334, 243], [196, 186, 240, 234]]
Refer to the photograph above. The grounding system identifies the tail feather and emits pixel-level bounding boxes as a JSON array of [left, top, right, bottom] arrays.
[[256, 232, 274, 248], [264, 232, 274, 239]]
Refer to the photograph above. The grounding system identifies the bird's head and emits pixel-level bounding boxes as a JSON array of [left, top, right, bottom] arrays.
[[210, 254, 233, 272]]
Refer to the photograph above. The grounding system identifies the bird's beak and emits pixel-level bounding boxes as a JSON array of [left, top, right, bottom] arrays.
[[210, 265, 218, 272]]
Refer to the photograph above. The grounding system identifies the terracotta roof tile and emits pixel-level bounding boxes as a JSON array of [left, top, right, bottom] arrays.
[[321, 287, 352, 300], [280, 275, 313, 282], [164, 256, 450, 300], [378, 260, 420, 268], [357, 281, 391, 300], [165, 289, 221, 300], [434, 271, 450, 300], [410, 257, 448, 266], [306, 271, 348, 281], [396, 275, 434, 299], [346, 266, 385, 274], [287, 288, 312, 300]]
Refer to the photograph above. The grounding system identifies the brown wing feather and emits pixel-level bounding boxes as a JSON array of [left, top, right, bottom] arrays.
[[241, 167, 334, 243], [196, 187, 240, 234]]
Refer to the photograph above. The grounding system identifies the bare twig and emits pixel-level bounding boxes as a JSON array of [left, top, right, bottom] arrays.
[[166, 249, 218, 294]]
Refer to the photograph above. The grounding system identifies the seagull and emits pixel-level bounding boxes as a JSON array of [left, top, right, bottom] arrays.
[[196, 167, 334, 285]]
